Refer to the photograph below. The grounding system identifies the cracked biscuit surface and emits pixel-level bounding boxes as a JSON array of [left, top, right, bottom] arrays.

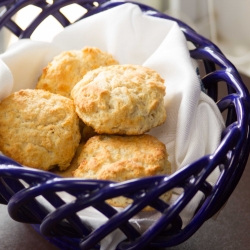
[[0, 89, 81, 171], [71, 64, 167, 135], [36, 47, 118, 98], [73, 134, 171, 209]]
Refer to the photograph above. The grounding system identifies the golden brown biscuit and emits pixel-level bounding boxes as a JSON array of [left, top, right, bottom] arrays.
[[53, 143, 85, 178], [73, 134, 171, 209], [0, 89, 81, 171], [36, 47, 119, 98], [71, 64, 166, 135]]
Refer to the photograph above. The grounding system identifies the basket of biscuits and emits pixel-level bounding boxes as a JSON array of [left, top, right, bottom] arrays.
[[0, 1, 249, 250]]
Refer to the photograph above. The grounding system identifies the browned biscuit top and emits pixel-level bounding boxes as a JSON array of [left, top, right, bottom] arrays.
[[36, 47, 119, 98], [74, 134, 171, 180], [73, 134, 171, 208], [0, 89, 81, 171], [71, 64, 167, 135]]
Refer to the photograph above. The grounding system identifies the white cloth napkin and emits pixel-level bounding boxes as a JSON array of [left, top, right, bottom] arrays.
[[0, 3, 225, 250]]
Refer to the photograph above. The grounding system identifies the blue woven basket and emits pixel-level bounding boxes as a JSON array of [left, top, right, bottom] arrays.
[[0, 1, 250, 249]]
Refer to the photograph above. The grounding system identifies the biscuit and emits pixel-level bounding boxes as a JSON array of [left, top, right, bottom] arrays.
[[53, 143, 85, 178], [0, 89, 81, 171], [81, 123, 97, 142], [36, 47, 119, 98], [73, 134, 171, 209], [71, 64, 166, 135]]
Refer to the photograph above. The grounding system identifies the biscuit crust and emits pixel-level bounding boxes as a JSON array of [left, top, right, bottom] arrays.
[[36, 47, 118, 98], [0, 89, 81, 171], [71, 64, 166, 135], [73, 134, 171, 208]]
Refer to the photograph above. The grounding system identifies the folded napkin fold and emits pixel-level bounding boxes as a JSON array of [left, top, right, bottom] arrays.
[[0, 59, 12, 100], [0, 3, 225, 250]]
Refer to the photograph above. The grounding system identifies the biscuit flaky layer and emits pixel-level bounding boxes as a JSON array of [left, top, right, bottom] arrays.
[[0, 89, 81, 171], [71, 64, 167, 135], [36, 47, 118, 98], [73, 134, 171, 209]]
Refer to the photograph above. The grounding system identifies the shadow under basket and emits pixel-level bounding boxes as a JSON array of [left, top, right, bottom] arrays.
[[0, 1, 250, 250]]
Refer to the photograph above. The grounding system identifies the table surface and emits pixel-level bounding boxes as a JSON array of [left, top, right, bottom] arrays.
[[0, 74, 250, 250]]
